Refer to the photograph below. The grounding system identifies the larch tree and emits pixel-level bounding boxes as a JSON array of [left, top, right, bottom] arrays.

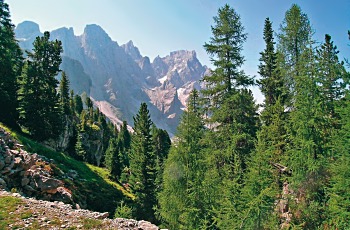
[[159, 89, 207, 229], [201, 4, 258, 228]]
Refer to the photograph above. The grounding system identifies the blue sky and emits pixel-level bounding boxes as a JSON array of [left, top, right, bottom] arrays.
[[8, 0, 350, 102]]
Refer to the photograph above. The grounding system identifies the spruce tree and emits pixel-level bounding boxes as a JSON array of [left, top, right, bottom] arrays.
[[105, 138, 122, 179], [74, 94, 83, 115], [0, 0, 23, 126], [118, 121, 131, 167], [18, 31, 63, 140], [59, 71, 70, 115], [241, 18, 287, 229], [129, 103, 156, 223]]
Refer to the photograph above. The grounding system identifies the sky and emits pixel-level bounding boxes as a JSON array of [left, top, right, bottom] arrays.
[[8, 0, 350, 102]]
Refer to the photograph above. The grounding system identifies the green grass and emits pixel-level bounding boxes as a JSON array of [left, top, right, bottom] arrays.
[[1, 123, 134, 215], [81, 218, 104, 229], [0, 196, 23, 229]]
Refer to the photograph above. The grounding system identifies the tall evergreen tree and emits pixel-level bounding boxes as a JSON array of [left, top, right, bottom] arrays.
[[258, 18, 285, 108], [118, 121, 131, 167], [74, 94, 83, 115], [129, 103, 157, 223], [105, 138, 122, 179], [59, 71, 70, 115], [201, 5, 259, 228], [0, 0, 23, 126], [241, 18, 287, 229], [18, 31, 63, 140]]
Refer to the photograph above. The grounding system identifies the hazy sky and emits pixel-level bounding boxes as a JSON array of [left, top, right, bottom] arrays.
[[8, 0, 350, 102]]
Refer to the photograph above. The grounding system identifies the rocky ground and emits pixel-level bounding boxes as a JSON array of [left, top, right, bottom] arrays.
[[0, 190, 159, 230]]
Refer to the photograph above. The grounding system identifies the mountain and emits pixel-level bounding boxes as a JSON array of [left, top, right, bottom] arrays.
[[15, 21, 209, 135]]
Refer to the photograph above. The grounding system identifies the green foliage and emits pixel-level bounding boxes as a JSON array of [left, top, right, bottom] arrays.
[[105, 138, 122, 179], [258, 17, 286, 107], [129, 103, 157, 223], [114, 200, 133, 219], [118, 121, 131, 167], [74, 94, 83, 115], [159, 90, 208, 229], [59, 71, 71, 115], [17, 31, 63, 141], [0, 0, 23, 126]]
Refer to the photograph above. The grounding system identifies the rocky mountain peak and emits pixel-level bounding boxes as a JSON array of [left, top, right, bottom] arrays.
[[15, 21, 40, 39], [81, 24, 112, 45], [122, 40, 142, 62], [15, 21, 208, 136]]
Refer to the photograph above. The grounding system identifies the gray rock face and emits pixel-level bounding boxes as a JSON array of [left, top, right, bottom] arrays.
[[15, 21, 209, 136]]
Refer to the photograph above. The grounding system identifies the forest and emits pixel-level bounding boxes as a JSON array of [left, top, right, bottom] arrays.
[[1, 0, 350, 229]]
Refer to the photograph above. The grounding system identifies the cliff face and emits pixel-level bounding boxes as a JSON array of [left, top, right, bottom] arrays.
[[15, 21, 209, 135]]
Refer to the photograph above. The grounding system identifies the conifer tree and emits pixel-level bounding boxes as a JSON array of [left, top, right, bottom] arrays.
[[159, 89, 207, 229], [201, 5, 259, 228], [129, 103, 156, 223], [59, 71, 70, 115], [0, 0, 23, 126], [241, 18, 286, 229], [18, 31, 63, 140], [258, 18, 285, 108], [118, 121, 131, 167], [277, 4, 314, 105], [105, 138, 122, 179], [202, 4, 253, 127], [74, 94, 83, 115]]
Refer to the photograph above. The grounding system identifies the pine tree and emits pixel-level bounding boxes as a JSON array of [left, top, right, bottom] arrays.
[[18, 31, 63, 140], [0, 0, 23, 126], [129, 103, 156, 223], [327, 92, 350, 228], [258, 18, 285, 108]]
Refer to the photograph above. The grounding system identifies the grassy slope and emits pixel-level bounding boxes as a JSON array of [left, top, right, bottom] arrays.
[[1, 124, 133, 215]]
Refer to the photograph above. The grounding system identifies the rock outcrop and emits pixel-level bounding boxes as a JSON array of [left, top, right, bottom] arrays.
[[0, 127, 73, 204], [1, 190, 159, 230]]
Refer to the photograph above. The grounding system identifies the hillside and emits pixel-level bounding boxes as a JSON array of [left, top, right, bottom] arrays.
[[0, 124, 137, 221]]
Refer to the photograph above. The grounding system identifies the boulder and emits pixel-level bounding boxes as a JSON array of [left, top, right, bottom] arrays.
[[34, 176, 64, 193]]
